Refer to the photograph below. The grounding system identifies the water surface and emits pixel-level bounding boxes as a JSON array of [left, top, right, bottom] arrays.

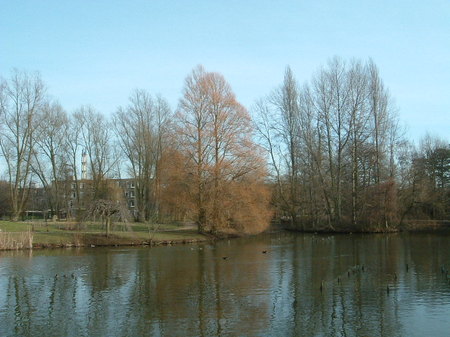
[[1, 232, 449, 336]]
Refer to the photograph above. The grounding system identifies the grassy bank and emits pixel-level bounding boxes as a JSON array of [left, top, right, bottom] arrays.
[[0, 220, 210, 250]]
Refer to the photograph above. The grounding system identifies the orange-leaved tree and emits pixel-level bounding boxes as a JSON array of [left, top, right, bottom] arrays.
[[174, 66, 272, 235]]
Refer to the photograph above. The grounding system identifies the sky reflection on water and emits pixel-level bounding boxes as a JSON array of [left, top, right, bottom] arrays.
[[0, 232, 449, 337]]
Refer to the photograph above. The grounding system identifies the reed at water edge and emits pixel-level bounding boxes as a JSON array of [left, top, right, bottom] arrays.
[[0, 231, 33, 250]]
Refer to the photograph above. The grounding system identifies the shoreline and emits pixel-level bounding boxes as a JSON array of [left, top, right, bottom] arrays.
[[1, 220, 449, 252], [0, 233, 214, 251], [30, 236, 212, 250], [279, 219, 450, 235], [0, 221, 216, 251]]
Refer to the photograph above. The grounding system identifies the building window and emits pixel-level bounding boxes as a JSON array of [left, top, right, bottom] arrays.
[[129, 182, 135, 188], [71, 183, 76, 189], [80, 183, 84, 189], [129, 191, 135, 198], [129, 200, 135, 208]]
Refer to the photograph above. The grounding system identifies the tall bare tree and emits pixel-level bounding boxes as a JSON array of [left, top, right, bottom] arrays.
[[0, 70, 45, 220], [256, 58, 401, 231], [75, 106, 118, 200], [114, 89, 171, 221], [272, 67, 302, 227], [61, 111, 85, 218], [31, 101, 68, 218], [254, 67, 302, 228]]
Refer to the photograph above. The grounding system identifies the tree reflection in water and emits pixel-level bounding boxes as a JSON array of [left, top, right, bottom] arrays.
[[0, 232, 449, 337]]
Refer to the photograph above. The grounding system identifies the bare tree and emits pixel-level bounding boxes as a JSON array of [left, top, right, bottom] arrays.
[[402, 135, 450, 220], [254, 67, 303, 228], [0, 70, 45, 220], [271, 67, 302, 227], [253, 98, 285, 202], [75, 106, 118, 200], [85, 200, 130, 237], [62, 111, 85, 218], [256, 58, 401, 231], [31, 101, 68, 218], [113, 89, 171, 221]]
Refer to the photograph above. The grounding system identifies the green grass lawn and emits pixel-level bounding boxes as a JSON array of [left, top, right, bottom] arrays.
[[0, 220, 206, 248]]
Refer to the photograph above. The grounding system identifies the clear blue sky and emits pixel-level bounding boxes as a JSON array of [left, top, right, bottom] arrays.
[[1, 0, 449, 142]]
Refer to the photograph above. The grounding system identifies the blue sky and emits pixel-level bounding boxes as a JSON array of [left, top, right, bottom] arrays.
[[1, 0, 449, 142]]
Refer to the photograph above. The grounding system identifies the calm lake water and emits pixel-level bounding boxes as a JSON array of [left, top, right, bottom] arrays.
[[0, 231, 449, 337]]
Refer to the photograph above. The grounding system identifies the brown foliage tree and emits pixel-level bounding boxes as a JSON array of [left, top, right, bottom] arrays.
[[175, 66, 272, 234], [159, 148, 195, 222]]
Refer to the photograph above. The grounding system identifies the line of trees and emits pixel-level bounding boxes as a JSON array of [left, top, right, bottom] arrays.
[[254, 57, 449, 231], [0, 58, 448, 233], [0, 67, 271, 235]]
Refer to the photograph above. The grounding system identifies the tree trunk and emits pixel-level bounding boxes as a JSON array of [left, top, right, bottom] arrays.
[[106, 217, 111, 238]]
